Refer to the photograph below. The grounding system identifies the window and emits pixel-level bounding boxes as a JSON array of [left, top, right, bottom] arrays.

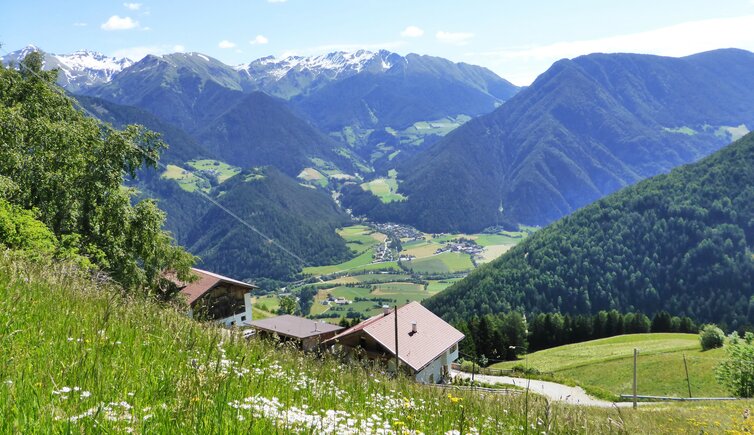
[[241, 316, 246, 321]]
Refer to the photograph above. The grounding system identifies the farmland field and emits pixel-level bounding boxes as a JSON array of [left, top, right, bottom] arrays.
[[492, 334, 727, 398], [360, 169, 406, 203], [264, 224, 533, 321], [297, 167, 328, 187], [161, 164, 209, 192], [186, 159, 241, 182], [403, 252, 474, 274]]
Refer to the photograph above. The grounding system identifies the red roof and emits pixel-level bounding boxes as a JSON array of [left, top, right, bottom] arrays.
[[174, 268, 257, 305], [327, 302, 464, 372]]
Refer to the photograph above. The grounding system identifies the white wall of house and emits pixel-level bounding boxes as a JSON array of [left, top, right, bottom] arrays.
[[414, 344, 460, 384], [217, 292, 253, 327]]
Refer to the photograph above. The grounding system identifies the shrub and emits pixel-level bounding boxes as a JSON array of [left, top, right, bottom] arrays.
[[716, 332, 754, 397], [699, 324, 725, 350]]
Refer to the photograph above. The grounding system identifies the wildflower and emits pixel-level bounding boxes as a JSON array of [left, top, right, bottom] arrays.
[[81, 391, 91, 398]]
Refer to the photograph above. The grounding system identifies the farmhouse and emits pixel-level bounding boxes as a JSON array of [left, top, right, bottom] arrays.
[[171, 268, 257, 327], [247, 315, 344, 351], [325, 301, 464, 383]]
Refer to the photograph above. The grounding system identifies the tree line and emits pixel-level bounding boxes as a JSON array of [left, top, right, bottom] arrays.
[[455, 309, 698, 362]]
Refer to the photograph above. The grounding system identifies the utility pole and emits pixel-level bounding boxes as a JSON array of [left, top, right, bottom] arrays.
[[394, 305, 399, 374], [683, 353, 692, 398], [633, 348, 638, 409]]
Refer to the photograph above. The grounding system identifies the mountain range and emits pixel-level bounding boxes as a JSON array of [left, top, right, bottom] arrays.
[[364, 49, 754, 232], [425, 131, 754, 328]]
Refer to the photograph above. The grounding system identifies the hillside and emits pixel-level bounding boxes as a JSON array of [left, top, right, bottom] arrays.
[[491, 334, 727, 398], [375, 49, 754, 232], [195, 92, 355, 176], [178, 167, 353, 282], [291, 52, 518, 133], [425, 132, 754, 327], [0, 255, 699, 434], [83, 52, 248, 132], [75, 95, 209, 164]]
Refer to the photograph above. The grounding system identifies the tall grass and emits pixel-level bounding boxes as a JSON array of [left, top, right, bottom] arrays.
[[1, 252, 752, 433]]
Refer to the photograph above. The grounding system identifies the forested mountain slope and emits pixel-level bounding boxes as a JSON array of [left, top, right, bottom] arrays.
[[425, 132, 754, 328], [168, 167, 352, 282], [386, 49, 754, 232]]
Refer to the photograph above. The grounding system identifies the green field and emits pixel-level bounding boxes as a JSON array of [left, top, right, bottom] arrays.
[[404, 252, 474, 274], [253, 294, 281, 314], [161, 164, 210, 192], [297, 167, 328, 187], [492, 334, 727, 398], [360, 169, 406, 203], [312, 279, 444, 319], [186, 159, 241, 183]]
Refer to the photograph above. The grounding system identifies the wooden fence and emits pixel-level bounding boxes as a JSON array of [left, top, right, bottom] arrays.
[[426, 382, 523, 396]]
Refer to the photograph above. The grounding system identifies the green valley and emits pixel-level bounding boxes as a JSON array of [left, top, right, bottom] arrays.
[[257, 224, 533, 321]]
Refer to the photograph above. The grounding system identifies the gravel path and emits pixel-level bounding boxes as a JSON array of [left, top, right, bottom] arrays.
[[451, 370, 636, 408]]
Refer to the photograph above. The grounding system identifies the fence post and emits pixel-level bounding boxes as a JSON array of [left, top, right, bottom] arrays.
[[633, 348, 638, 409], [683, 353, 692, 398]]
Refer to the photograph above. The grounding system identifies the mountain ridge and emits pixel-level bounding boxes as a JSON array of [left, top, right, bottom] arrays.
[[383, 48, 754, 232]]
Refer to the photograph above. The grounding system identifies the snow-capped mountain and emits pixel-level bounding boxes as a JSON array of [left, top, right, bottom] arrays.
[[2, 45, 133, 92], [236, 50, 405, 98]]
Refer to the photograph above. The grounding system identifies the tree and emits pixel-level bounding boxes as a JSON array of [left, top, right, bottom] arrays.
[[278, 296, 297, 315], [699, 324, 725, 350], [0, 50, 194, 293], [651, 311, 673, 332], [716, 332, 754, 397]]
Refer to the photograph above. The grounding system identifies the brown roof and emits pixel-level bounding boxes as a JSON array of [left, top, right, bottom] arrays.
[[248, 315, 343, 339], [327, 301, 464, 372], [174, 268, 257, 305]]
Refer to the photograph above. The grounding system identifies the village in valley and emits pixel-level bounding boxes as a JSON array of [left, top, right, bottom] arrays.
[[168, 222, 533, 384]]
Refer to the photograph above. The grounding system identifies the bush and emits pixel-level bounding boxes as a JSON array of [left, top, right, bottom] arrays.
[[716, 332, 754, 397], [699, 324, 725, 350]]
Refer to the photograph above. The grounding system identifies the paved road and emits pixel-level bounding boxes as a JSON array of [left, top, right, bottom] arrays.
[[451, 370, 636, 408]]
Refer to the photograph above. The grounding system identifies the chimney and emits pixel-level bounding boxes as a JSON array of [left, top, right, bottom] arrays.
[[411, 321, 417, 333], [383, 305, 390, 316], [314, 321, 319, 332]]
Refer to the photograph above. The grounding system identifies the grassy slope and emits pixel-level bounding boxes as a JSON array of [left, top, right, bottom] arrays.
[[2, 257, 754, 433], [492, 334, 727, 397]]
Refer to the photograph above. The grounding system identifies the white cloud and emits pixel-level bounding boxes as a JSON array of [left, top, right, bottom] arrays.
[[400, 26, 424, 38], [173, 45, 186, 52], [436, 31, 474, 45], [101, 15, 139, 31], [468, 14, 754, 86], [218, 40, 236, 49], [123, 2, 142, 10], [249, 35, 269, 45], [73, 22, 87, 27]]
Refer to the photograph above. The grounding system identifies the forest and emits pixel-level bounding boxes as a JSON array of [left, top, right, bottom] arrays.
[[426, 132, 754, 330]]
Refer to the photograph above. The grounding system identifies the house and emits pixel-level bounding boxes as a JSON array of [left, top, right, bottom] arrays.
[[171, 268, 257, 327], [325, 301, 464, 383], [247, 315, 344, 351]]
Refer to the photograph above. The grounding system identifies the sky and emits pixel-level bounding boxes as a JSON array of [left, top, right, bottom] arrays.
[[3, 0, 754, 85]]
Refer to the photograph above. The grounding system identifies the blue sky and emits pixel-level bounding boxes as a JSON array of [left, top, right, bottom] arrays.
[[3, 0, 754, 85]]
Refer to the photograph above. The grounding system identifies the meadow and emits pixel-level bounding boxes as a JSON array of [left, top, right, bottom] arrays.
[[360, 170, 406, 203], [492, 334, 728, 398], [3, 254, 754, 433]]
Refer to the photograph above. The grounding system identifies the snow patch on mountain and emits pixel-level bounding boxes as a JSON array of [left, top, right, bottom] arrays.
[[1, 45, 133, 92]]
